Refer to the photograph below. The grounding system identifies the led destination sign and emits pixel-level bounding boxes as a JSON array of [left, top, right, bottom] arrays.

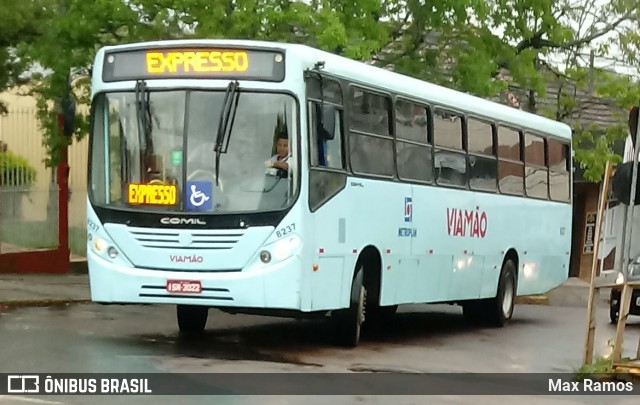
[[103, 47, 285, 82], [127, 183, 178, 206], [146, 50, 249, 74]]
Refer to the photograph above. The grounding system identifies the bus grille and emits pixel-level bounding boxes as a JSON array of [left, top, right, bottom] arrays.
[[129, 229, 245, 250]]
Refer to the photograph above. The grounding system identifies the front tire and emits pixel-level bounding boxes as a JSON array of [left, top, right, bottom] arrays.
[[333, 267, 366, 347], [177, 305, 209, 335]]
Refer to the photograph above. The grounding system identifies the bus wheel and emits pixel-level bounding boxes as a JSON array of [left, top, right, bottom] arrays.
[[334, 267, 366, 347], [486, 259, 517, 327], [177, 305, 208, 335]]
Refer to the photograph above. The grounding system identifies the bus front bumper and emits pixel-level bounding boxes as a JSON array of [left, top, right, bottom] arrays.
[[87, 251, 302, 310]]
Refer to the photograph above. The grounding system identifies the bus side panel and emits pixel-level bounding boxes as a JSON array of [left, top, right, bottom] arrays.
[[411, 186, 472, 303], [477, 195, 572, 298], [305, 182, 352, 311], [304, 178, 571, 309], [351, 180, 415, 306], [409, 185, 448, 304], [306, 177, 417, 309]]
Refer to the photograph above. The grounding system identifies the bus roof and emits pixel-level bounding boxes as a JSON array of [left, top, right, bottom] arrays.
[[95, 39, 573, 142]]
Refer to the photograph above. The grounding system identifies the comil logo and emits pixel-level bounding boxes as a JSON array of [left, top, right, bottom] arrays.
[[7, 375, 40, 393], [160, 217, 206, 225]]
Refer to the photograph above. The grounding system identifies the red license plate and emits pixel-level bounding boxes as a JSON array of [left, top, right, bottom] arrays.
[[166, 280, 202, 294]]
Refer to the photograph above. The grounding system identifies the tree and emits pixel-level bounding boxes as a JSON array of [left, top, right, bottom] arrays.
[[12, 0, 395, 166], [374, 0, 640, 182], [6, 0, 640, 180], [0, 0, 46, 114]]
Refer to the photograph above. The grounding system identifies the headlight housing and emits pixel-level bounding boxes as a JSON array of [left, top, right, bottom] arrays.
[[88, 233, 127, 264], [258, 234, 302, 265]]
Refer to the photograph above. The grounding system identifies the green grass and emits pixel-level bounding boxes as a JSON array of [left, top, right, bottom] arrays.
[[1, 220, 57, 249], [1, 220, 87, 256], [69, 226, 87, 256], [575, 355, 635, 381]]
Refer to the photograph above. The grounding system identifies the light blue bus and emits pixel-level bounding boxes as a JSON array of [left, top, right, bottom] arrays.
[[85, 39, 573, 346]]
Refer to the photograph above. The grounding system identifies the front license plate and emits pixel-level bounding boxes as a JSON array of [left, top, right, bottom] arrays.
[[166, 280, 202, 294]]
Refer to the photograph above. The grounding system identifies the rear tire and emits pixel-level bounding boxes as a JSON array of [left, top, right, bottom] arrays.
[[462, 259, 517, 327], [333, 267, 366, 347], [177, 305, 208, 335], [486, 259, 517, 327]]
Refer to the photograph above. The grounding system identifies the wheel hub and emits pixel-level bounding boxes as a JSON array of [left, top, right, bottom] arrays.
[[502, 276, 514, 316]]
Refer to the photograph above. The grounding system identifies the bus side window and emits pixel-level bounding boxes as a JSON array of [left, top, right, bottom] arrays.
[[309, 101, 345, 170], [395, 99, 432, 182], [433, 108, 466, 187], [548, 138, 570, 202]]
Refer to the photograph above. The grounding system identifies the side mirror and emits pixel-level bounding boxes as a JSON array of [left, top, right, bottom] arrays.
[[62, 97, 76, 137], [315, 103, 336, 140]]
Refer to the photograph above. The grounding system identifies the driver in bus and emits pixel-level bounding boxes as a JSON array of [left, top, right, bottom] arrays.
[[264, 114, 290, 175], [265, 134, 290, 172]]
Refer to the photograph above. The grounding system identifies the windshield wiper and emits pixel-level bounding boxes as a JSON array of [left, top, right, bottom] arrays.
[[135, 80, 153, 153], [214, 80, 240, 187]]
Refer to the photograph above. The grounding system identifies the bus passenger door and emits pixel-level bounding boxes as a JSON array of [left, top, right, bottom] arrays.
[[305, 74, 350, 311]]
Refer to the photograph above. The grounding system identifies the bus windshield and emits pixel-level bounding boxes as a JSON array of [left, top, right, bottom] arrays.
[[89, 90, 298, 214]]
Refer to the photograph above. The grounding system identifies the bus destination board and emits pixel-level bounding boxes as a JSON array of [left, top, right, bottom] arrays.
[[127, 183, 178, 206], [103, 47, 285, 82]]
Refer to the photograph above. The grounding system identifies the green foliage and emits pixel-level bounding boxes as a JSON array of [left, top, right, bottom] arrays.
[[2, 0, 640, 178], [0, 0, 45, 113], [575, 355, 634, 380], [7, 0, 394, 167], [573, 123, 625, 182], [569, 68, 640, 182], [575, 356, 615, 379], [0, 150, 37, 187]]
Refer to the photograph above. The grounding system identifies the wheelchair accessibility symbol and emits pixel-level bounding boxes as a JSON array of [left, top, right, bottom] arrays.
[[190, 185, 210, 207], [186, 181, 213, 211]]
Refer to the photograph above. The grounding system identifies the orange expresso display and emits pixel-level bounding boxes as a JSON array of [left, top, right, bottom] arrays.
[[146, 50, 249, 74], [127, 183, 178, 206], [103, 47, 285, 82]]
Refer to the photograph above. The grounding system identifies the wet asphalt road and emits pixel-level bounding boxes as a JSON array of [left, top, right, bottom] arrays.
[[0, 302, 639, 404]]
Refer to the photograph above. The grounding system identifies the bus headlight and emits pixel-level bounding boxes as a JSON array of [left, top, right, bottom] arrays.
[[93, 237, 109, 253], [616, 272, 625, 285], [272, 235, 302, 261], [92, 236, 120, 261]]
